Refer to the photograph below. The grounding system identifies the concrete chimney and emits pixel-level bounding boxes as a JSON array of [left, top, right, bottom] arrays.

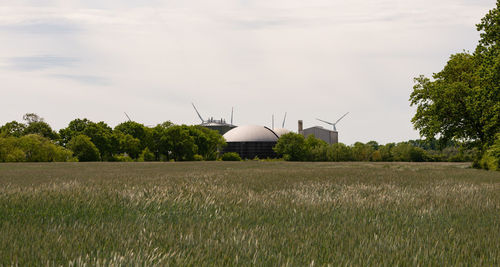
[[298, 120, 303, 133]]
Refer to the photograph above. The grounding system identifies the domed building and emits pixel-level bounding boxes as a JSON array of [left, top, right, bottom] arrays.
[[223, 125, 279, 159], [272, 128, 291, 137]]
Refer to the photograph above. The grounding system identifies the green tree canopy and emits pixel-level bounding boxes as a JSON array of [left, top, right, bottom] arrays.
[[60, 119, 114, 160], [410, 2, 500, 152], [188, 126, 226, 160], [112, 132, 141, 159], [164, 125, 197, 161], [0, 134, 74, 162], [67, 134, 101, 162], [114, 121, 149, 150], [273, 133, 307, 161], [0, 121, 26, 137]]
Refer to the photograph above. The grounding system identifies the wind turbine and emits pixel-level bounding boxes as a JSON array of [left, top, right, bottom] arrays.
[[231, 107, 234, 125], [282, 112, 287, 128], [124, 112, 132, 122], [191, 103, 205, 123], [317, 112, 349, 131]]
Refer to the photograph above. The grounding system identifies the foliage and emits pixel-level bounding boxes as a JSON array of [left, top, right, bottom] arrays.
[[391, 142, 427, 162], [479, 134, 500, 171], [0, 135, 74, 162], [410, 2, 500, 153], [327, 143, 353, 161], [273, 133, 307, 161], [188, 126, 226, 160], [274, 133, 468, 163], [150, 122, 174, 161], [113, 132, 141, 159], [164, 125, 197, 161], [60, 119, 114, 160], [0, 121, 26, 137], [112, 154, 134, 162], [114, 121, 149, 150], [67, 135, 101, 162], [138, 148, 155, 162], [221, 152, 242, 161], [1, 116, 228, 163], [23, 121, 60, 140], [351, 142, 374, 161]]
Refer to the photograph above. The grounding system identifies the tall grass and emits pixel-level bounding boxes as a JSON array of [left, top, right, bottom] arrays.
[[0, 162, 499, 265]]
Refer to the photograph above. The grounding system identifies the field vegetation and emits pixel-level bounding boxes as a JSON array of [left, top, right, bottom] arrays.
[[0, 162, 498, 265]]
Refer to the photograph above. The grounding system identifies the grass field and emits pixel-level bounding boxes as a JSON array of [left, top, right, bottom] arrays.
[[0, 162, 499, 266]]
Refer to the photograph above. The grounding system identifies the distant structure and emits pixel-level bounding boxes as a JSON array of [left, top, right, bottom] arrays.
[[192, 103, 236, 135], [223, 125, 279, 159], [272, 112, 290, 137], [273, 128, 291, 137], [316, 112, 349, 132], [298, 112, 349, 145], [300, 125, 339, 144]]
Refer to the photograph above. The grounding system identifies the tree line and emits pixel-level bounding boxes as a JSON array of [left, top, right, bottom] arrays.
[[0, 113, 225, 162], [273, 133, 474, 163], [0, 113, 475, 163]]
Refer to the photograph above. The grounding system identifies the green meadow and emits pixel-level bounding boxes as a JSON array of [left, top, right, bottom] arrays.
[[0, 162, 499, 266]]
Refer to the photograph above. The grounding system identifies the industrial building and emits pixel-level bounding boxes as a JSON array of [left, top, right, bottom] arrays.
[[199, 119, 236, 135], [298, 120, 339, 144], [223, 125, 279, 159], [192, 103, 236, 135]]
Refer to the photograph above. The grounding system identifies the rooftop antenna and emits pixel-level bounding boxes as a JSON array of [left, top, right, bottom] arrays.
[[282, 112, 287, 128], [191, 103, 205, 123], [231, 107, 234, 125], [272, 114, 274, 129], [124, 112, 132, 122], [316, 112, 349, 131]]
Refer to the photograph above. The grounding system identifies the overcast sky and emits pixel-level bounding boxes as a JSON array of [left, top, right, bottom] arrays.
[[0, 0, 496, 144]]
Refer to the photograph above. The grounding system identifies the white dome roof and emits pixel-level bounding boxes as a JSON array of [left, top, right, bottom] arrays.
[[273, 128, 291, 137], [223, 125, 279, 142]]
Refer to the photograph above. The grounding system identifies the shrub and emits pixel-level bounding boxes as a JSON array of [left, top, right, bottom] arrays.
[[392, 142, 427, 162], [327, 143, 353, 161], [5, 148, 25, 162], [371, 150, 382, 161], [0, 134, 74, 162], [113, 154, 134, 162], [274, 133, 307, 161], [138, 148, 155, 162], [68, 135, 101, 162], [479, 134, 500, 171], [221, 152, 242, 161]]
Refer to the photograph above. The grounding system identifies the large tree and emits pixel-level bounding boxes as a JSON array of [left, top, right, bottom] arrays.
[[60, 119, 114, 160], [410, 1, 500, 151], [67, 134, 101, 162], [114, 121, 150, 150]]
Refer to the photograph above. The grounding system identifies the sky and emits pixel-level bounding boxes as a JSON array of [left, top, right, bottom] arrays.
[[0, 0, 496, 145]]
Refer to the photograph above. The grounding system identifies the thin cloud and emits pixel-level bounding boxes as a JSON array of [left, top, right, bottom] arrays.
[[51, 74, 110, 86], [6, 55, 78, 71], [0, 18, 81, 35]]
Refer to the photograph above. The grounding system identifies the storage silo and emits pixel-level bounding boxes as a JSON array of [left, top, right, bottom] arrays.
[[272, 128, 291, 137], [222, 125, 279, 159]]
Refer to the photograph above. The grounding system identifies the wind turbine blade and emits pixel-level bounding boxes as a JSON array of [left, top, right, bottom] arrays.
[[124, 112, 132, 122], [282, 112, 287, 128], [316, 118, 334, 126], [335, 112, 349, 124], [191, 103, 205, 122]]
